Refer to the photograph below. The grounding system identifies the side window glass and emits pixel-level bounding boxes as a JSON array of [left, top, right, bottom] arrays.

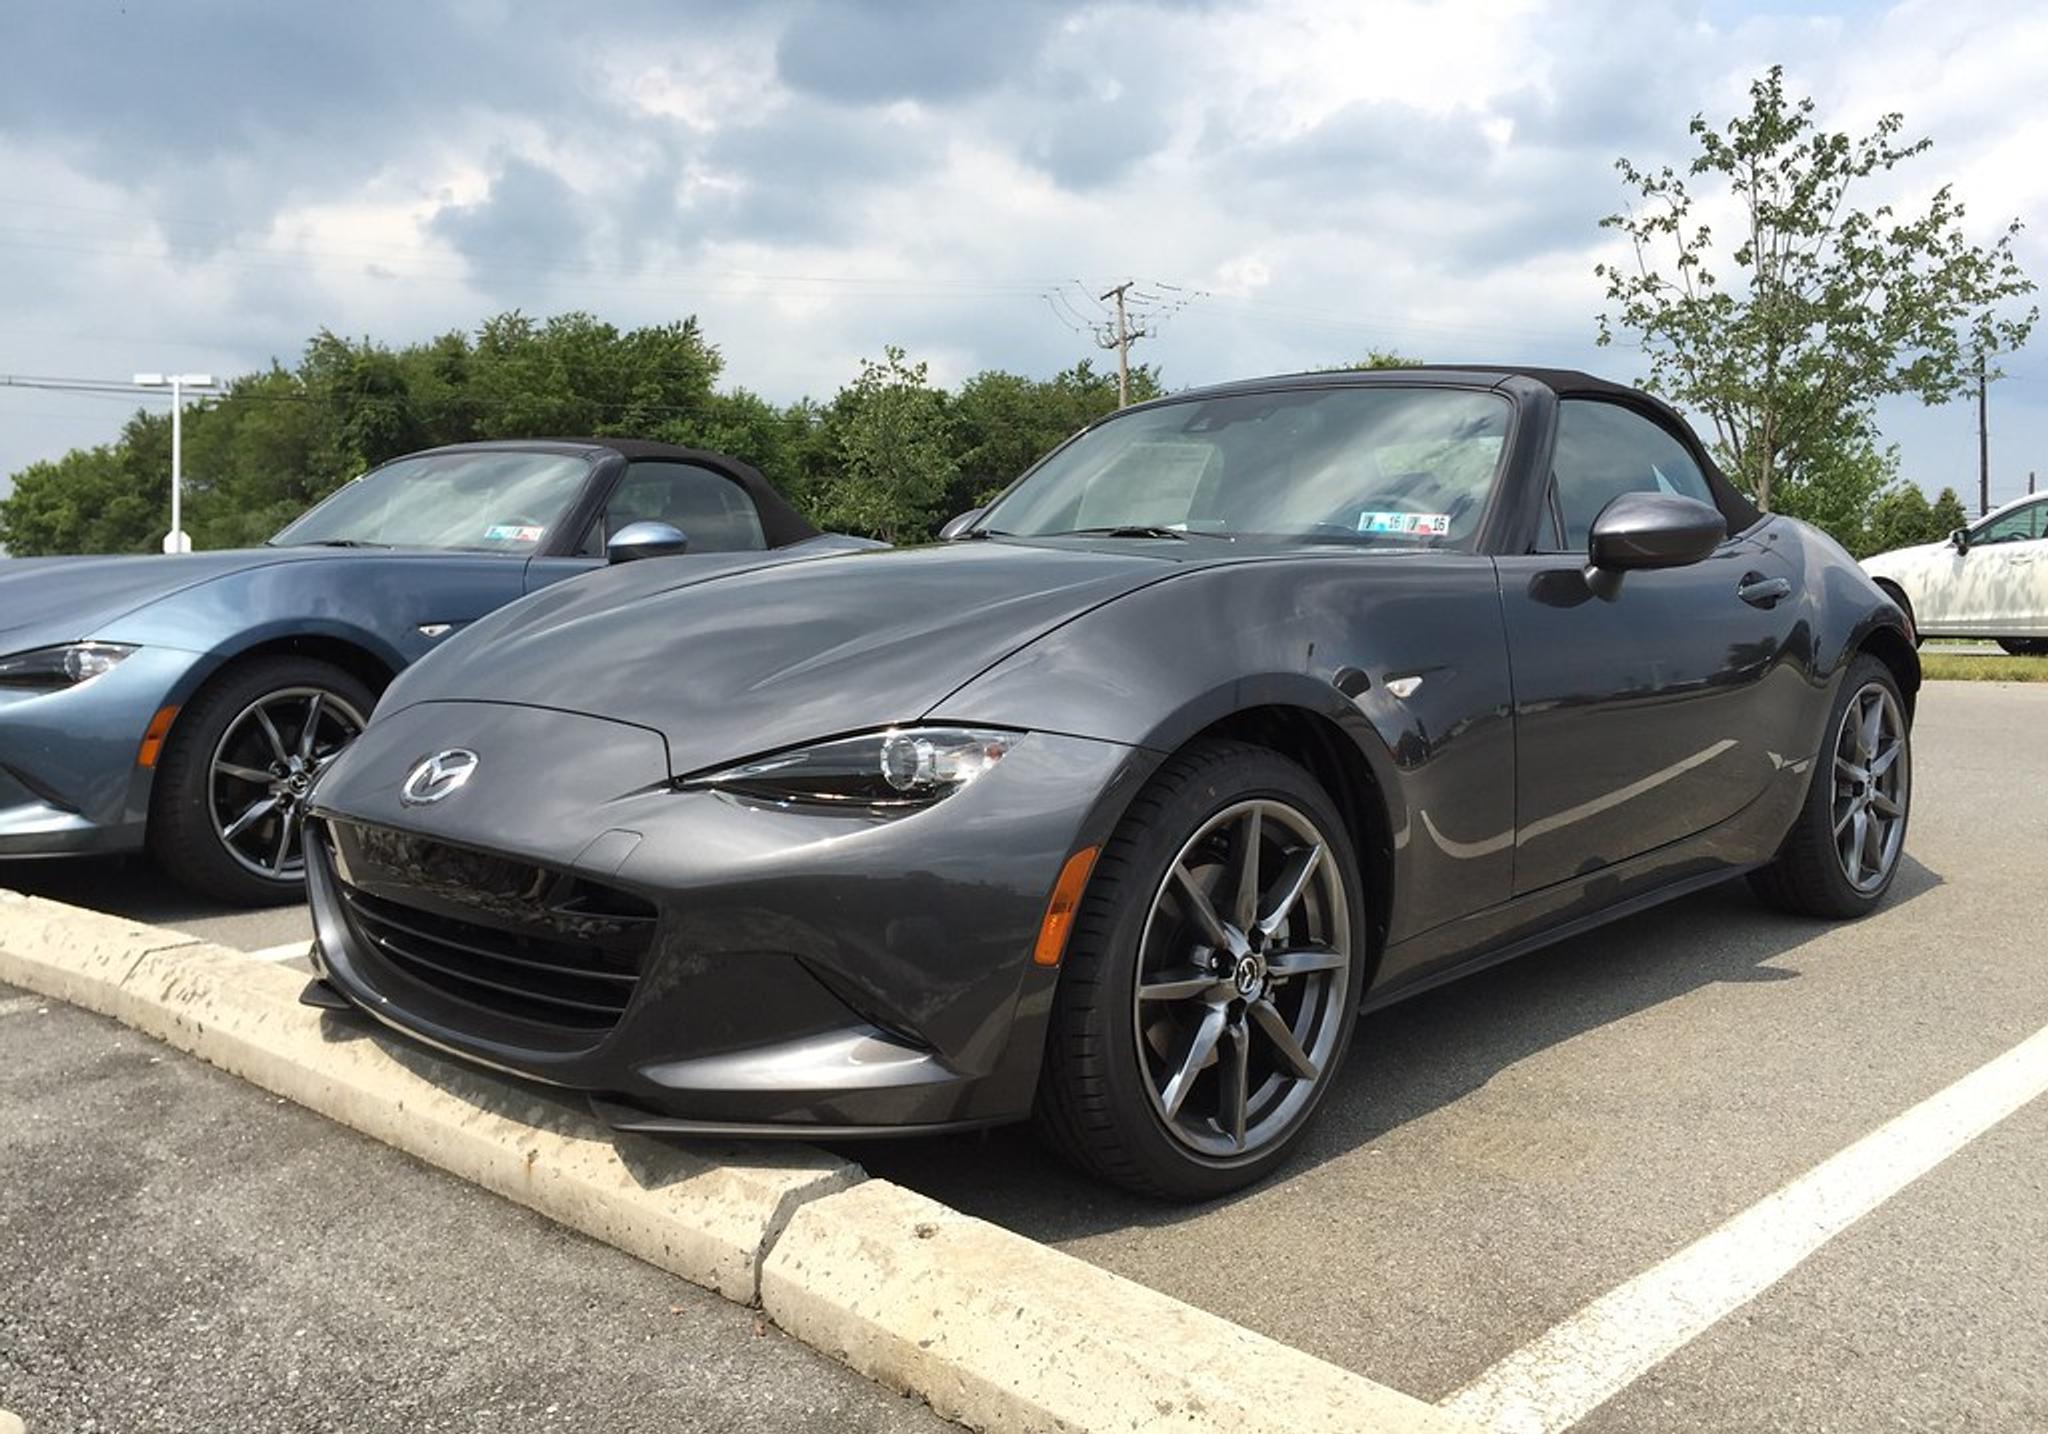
[[1550, 401, 1718, 550], [1972, 501, 2044, 545], [599, 462, 766, 554]]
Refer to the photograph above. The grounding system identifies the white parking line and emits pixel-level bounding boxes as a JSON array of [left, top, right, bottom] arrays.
[[245, 941, 312, 964], [1443, 1021, 2048, 1434]]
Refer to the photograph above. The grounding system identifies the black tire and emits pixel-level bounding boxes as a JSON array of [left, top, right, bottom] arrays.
[[1750, 654, 1911, 919], [1997, 638, 2048, 657], [1034, 739, 1367, 1200], [148, 655, 376, 906]]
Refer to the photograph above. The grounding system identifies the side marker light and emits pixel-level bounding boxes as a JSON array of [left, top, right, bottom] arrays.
[[1032, 845, 1100, 968]]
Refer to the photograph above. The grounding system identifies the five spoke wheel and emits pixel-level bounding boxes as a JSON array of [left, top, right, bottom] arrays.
[[208, 686, 366, 882], [1830, 681, 1908, 894], [1133, 798, 1352, 1159]]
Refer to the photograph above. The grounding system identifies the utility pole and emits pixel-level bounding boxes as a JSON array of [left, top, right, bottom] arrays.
[[1977, 352, 1990, 517], [2030, 470, 2037, 496], [133, 371, 217, 553], [1099, 280, 1134, 407], [1041, 280, 1200, 404]]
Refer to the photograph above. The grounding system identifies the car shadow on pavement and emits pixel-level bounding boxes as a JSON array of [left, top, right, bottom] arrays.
[[1, 852, 302, 923], [850, 857, 1946, 1240]]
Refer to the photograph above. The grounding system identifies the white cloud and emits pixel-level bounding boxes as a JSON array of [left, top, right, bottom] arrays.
[[2, 0, 2043, 509]]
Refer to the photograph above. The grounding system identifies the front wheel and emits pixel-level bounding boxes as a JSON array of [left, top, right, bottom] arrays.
[[148, 656, 374, 905], [1750, 654, 1911, 919], [1034, 740, 1366, 1200], [1997, 638, 2048, 657]]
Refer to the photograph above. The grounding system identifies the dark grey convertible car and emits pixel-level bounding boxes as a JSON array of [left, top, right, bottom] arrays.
[[0, 438, 847, 902], [304, 368, 1918, 1197]]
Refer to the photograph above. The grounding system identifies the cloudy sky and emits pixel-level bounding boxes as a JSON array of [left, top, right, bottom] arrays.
[[2, 0, 2044, 512]]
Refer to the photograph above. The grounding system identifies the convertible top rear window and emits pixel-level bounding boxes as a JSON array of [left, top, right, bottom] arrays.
[[980, 386, 1511, 548]]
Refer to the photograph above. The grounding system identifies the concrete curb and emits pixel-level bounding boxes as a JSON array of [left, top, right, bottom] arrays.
[[764, 1179, 1476, 1433], [0, 891, 856, 1303], [0, 1407, 25, 1434], [0, 890, 1477, 1434]]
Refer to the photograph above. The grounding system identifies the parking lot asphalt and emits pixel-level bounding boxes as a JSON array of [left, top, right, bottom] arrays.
[[856, 681, 2048, 1427], [0, 983, 948, 1434], [0, 858, 312, 958], [5, 680, 2044, 1430]]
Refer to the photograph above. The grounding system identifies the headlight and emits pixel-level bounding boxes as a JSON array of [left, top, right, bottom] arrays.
[[0, 642, 137, 691], [684, 727, 1018, 810]]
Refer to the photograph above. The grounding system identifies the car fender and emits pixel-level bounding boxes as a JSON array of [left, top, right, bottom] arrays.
[[929, 554, 1520, 946]]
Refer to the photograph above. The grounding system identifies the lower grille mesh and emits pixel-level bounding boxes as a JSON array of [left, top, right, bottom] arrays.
[[326, 822, 656, 1033]]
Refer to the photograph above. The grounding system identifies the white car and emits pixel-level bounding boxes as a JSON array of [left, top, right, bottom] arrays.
[[1862, 492, 2048, 655]]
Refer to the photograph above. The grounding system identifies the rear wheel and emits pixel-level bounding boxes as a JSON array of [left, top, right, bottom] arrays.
[[1997, 638, 2048, 657], [1750, 654, 1910, 918], [148, 656, 373, 905], [1034, 740, 1366, 1200]]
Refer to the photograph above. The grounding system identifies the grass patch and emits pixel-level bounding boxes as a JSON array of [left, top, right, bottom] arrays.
[[1918, 651, 2048, 682]]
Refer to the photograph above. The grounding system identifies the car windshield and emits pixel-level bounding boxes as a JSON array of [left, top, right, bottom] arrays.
[[978, 385, 1512, 548], [270, 450, 592, 553]]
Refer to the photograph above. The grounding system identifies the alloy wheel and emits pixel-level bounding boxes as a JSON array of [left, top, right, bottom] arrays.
[[1830, 680, 1908, 893], [1132, 797, 1352, 1160], [208, 686, 367, 881]]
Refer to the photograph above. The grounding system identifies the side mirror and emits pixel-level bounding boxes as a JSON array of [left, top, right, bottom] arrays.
[[1948, 527, 1971, 553], [1584, 491, 1725, 596], [607, 520, 689, 564], [938, 507, 985, 541]]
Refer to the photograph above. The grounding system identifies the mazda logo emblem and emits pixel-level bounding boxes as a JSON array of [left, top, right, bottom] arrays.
[[400, 748, 479, 806]]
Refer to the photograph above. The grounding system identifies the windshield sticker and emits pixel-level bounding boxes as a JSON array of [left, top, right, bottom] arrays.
[[484, 524, 545, 544], [1074, 441, 1213, 529], [1357, 511, 1451, 537]]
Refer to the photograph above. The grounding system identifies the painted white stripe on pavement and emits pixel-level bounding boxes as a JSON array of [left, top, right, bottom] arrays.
[[0, 994, 46, 1017], [246, 941, 313, 963], [1443, 1022, 2048, 1434]]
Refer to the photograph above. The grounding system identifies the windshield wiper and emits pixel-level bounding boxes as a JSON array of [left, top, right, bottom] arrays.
[[1042, 525, 1193, 541], [290, 538, 392, 549]]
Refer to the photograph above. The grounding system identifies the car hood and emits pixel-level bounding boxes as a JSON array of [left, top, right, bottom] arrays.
[[0, 549, 306, 649], [0, 545, 515, 651], [379, 540, 1191, 777]]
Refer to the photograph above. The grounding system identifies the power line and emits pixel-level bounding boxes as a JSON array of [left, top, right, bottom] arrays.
[[1039, 278, 1208, 405]]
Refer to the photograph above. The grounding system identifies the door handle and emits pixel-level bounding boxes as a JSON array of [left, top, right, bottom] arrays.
[[1737, 573, 1792, 609]]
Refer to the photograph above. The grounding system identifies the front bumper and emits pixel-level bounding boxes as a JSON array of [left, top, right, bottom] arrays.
[[306, 700, 1150, 1133], [0, 646, 200, 859]]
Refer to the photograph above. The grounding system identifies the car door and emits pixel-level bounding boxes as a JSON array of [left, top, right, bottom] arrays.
[[524, 459, 771, 593], [1944, 498, 2048, 635], [1495, 399, 1802, 893]]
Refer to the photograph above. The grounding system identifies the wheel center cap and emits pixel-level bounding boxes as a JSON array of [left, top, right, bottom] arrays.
[[1233, 954, 1265, 1000]]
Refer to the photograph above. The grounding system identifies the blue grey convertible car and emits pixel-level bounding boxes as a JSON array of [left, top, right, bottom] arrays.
[[0, 438, 846, 902]]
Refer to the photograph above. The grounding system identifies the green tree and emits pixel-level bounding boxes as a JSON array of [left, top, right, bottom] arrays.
[[184, 365, 331, 549], [3, 313, 1185, 554], [1856, 481, 1975, 558], [0, 412, 172, 555], [1857, 482, 1935, 557], [1598, 66, 2036, 513], [1929, 485, 1970, 538], [816, 346, 957, 543], [947, 359, 1154, 515], [1769, 433, 1898, 551]]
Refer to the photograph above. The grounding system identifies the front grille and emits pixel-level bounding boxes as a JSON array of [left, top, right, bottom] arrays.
[[326, 822, 657, 1033]]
